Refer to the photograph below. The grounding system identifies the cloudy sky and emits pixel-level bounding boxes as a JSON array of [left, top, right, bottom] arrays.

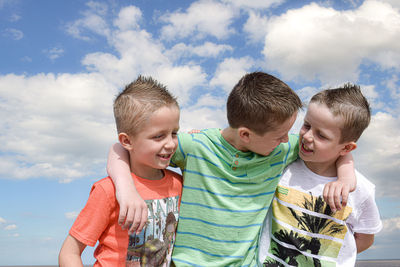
[[0, 0, 399, 265]]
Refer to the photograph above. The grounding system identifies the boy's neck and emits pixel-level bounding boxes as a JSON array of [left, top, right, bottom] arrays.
[[303, 160, 338, 177], [221, 127, 248, 152], [129, 156, 164, 180]]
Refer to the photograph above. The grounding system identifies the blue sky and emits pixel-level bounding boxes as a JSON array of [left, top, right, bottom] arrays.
[[0, 0, 399, 265]]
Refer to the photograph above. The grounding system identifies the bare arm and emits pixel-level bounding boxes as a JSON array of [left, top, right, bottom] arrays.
[[323, 153, 356, 212], [107, 143, 148, 234], [354, 233, 374, 253], [59, 235, 86, 267]]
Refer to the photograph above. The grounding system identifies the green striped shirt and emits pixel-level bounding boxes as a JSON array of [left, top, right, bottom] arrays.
[[171, 128, 299, 267]]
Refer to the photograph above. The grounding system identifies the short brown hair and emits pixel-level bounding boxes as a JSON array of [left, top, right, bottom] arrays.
[[310, 83, 371, 143], [227, 72, 302, 135], [113, 76, 178, 136]]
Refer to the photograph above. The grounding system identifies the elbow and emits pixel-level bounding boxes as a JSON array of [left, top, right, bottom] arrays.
[[356, 234, 375, 253]]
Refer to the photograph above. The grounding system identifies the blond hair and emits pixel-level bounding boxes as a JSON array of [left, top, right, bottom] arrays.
[[113, 76, 178, 136]]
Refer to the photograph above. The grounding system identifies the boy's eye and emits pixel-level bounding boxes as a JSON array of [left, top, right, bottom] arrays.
[[153, 134, 164, 139]]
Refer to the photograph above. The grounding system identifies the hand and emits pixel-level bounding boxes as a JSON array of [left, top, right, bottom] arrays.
[[188, 129, 201, 134], [323, 180, 351, 212], [115, 187, 148, 235]]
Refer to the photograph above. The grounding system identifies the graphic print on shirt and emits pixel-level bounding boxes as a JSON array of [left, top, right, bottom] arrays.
[[264, 185, 352, 267], [126, 195, 180, 267]]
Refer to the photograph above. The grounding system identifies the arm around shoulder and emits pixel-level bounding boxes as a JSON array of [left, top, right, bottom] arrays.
[[107, 142, 148, 235], [59, 234, 86, 267]]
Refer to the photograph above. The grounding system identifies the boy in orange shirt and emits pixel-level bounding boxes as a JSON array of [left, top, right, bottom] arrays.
[[59, 76, 182, 266]]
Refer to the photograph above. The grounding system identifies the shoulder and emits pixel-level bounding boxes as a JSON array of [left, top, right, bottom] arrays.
[[176, 128, 221, 153], [90, 177, 117, 203], [354, 170, 376, 195]]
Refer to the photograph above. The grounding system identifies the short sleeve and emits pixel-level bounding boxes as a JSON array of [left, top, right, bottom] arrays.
[[351, 192, 382, 234], [69, 182, 113, 247]]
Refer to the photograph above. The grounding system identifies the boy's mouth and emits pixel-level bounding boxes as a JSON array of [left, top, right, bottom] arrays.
[[158, 153, 172, 160], [301, 143, 313, 153]]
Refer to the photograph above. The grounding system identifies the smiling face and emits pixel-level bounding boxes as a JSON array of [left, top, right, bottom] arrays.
[[299, 102, 354, 176], [247, 112, 298, 156], [125, 105, 180, 180]]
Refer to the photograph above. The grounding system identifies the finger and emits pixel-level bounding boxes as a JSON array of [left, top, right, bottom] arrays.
[[136, 206, 149, 234], [323, 183, 330, 203], [334, 185, 342, 211], [341, 184, 350, 207], [126, 209, 137, 234], [327, 185, 337, 212], [118, 204, 128, 227]]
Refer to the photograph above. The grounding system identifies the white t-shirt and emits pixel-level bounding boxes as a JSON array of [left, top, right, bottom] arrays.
[[258, 159, 382, 267]]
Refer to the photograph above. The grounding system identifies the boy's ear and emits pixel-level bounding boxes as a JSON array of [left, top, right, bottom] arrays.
[[238, 127, 251, 143], [118, 133, 133, 150], [340, 142, 357, 155]]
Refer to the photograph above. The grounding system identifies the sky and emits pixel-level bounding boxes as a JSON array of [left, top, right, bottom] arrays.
[[0, 0, 399, 265]]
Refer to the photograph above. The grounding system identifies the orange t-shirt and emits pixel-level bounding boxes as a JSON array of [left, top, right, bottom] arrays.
[[69, 170, 182, 266]]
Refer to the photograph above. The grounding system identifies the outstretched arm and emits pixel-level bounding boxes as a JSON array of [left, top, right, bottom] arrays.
[[107, 143, 148, 234], [59, 235, 86, 267], [323, 153, 356, 212]]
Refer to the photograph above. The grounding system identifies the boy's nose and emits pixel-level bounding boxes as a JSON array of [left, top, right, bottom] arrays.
[[165, 136, 177, 150], [303, 130, 313, 141]]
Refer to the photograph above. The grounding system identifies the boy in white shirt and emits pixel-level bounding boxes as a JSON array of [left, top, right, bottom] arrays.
[[258, 84, 382, 267]]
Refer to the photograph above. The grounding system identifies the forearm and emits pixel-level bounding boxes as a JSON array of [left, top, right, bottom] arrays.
[[106, 142, 148, 234], [354, 233, 374, 253], [336, 152, 356, 191]]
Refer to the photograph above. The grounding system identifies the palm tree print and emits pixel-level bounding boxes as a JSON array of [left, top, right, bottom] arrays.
[[264, 229, 310, 266], [287, 194, 346, 267]]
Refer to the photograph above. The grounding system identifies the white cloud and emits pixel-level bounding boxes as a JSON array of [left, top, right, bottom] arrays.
[[4, 224, 17, 230], [263, 0, 400, 84], [65, 211, 79, 220], [3, 28, 23, 40], [43, 47, 65, 61], [0, 72, 116, 180], [210, 57, 254, 92], [66, 1, 110, 40], [0, 4, 208, 182], [223, 0, 284, 10], [243, 11, 269, 44], [160, 0, 236, 40], [191, 93, 226, 110], [354, 112, 400, 198], [113, 6, 142, 31], [166, 42, 233, 60], [180, 106, 227, 132], [0, 217, 6, 224], [380, 0, 400, 10], [155, 65, 207, 104], [380, 217, 400, 235]]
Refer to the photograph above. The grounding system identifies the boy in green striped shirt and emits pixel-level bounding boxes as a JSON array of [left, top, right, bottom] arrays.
[[107, 72, 355, 266]]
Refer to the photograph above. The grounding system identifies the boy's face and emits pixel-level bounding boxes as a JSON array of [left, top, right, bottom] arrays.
[[128, 105, 180, 179], [247, 112, 297, 156], [299, 102, 350, 168]]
